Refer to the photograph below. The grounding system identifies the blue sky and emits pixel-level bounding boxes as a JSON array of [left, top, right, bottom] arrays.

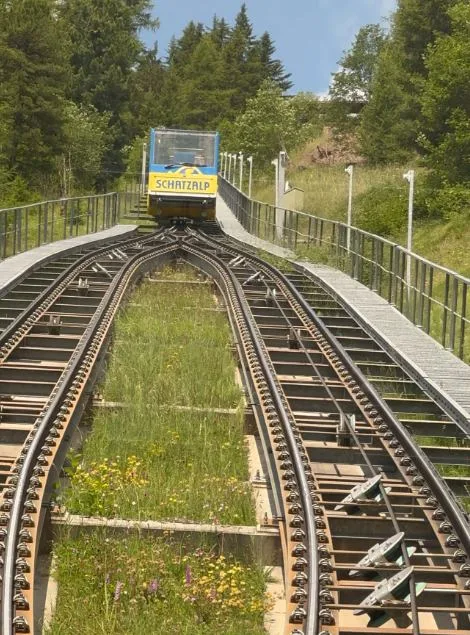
[[142, 0, 397, 94]]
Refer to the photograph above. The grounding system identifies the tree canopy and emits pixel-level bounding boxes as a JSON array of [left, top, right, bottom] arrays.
[[0, 2, 291, 202]]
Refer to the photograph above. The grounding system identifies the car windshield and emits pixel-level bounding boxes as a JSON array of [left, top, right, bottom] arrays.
[[154, 131, 216, 167]]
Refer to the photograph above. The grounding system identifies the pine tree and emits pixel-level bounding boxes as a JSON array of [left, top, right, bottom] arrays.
[[0, 0, 66, 187], [256, 32, 292, 92], [60, 0, 157, 180], [129, 46, 167, 134], [178, 36, 231, 130], [209, 16, 231, 50], [359, 43, 413, 164], [222, 4, 259, 112], [360, 0, 459, 161], [167, 21, 205, 67]]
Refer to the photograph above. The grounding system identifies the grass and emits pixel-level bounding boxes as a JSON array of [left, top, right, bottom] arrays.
[[252, 164, 406, 221], [47, 530, 269, 635], [59, 265, 256, 525]]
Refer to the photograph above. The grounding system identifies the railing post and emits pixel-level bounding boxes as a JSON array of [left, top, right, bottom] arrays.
[[0, 212, 5, 260], [448, 277, 458, 352], [442, 273, 450, 348], [43, 202, 49, 245], [459, 283, 467, 359]]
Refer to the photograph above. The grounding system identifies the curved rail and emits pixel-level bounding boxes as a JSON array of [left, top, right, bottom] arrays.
[[182, 239, 319, 633], [189, 228, 470, 633], [1, 235, 179, 634], [2, 223, 470, 634]]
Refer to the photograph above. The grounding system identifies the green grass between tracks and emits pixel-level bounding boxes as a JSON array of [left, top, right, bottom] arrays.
[[47, 531, 269, 635], [47, 265, 267, 634], [57, 265, 255, 524]]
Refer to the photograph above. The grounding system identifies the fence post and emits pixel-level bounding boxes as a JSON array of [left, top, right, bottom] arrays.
[[459, 283, 467, 359]]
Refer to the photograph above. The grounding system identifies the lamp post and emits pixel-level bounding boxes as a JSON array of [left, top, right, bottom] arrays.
[[141, 142, 147, 195], [239, 152, 244, 191], [227, 154, 232, 182], [271, 157, 282, 240], [403, 169, 415, 299], [345, 164, 354, 252], [247, 156, 253, 198], [232, 154, 238, 185]]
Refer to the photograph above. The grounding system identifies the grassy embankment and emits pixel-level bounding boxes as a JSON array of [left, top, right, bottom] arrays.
[[49, 266, 268, 634]]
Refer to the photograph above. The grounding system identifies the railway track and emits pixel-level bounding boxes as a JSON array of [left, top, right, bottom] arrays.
[[0, 223, 469, 634], [0, 228, 181, 633], [183, 228, 470, 635]]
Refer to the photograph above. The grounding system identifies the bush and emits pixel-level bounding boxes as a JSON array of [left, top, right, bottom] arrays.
[[0, 174, 41, 209], [354, 183, 431, 238], [425, 183, 470, 221]]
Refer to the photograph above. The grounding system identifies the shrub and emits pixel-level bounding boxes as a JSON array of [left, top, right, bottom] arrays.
[[354, 183, 431, 238], [425, 183, 470, 221]]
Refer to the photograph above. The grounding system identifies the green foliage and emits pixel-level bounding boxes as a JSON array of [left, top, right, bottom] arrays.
[[393, 0, 458, 75], [425, 183, 470, 221], [129, 46, 167, 133], [329, 24, 387, 139], [58, 102, 110, 195], [0, 1, 292, 197], [59, 0, 157, 181], [420, 3, 470, 186], [359, 43, 414, 164], [0, 175, 41, 209], [230, 82, 319, 167], [353, 184, 424, 237], [0, 0, 66, 188], [360, 0, 460, 163]]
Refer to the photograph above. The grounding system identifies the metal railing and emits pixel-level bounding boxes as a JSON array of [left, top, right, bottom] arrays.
[[219, 177, 470, 362], [0, 184, 142, 261]]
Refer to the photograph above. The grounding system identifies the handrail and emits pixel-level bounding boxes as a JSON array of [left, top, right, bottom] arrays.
[[0, 184, 141, 261], [219, 176, 470, 361]]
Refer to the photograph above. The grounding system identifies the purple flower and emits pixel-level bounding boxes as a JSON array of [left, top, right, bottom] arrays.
[[148, 579, 159, 594], [114, 581, 123, 602], [185, 564, 192, 586]]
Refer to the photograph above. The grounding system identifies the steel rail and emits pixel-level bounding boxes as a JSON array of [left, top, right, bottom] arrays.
[[0, 230, 161, 350], [189, 229, 470, 632], [253, 273, 421, 633], [181, 238, 318, 634], [292, 265, 470, 436], [1, 237, 179, 634], [197, 230, 470, 555]]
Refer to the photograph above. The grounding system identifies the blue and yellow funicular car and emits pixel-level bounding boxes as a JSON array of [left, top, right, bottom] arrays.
[[147, 128, 220, 223]]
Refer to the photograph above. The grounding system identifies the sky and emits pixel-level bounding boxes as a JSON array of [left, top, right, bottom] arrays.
[[142, 0, 397, 94]]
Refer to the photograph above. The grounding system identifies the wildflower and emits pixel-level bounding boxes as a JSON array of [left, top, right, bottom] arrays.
[[105, 573, 110, 585], [114, 581, 123, 602], [148, 579, 159, 594], [185, 564, 192, 586]]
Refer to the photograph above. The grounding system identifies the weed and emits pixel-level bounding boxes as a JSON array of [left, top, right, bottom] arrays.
[[47, 531, 269, 634], [60, 266, 256, 525]]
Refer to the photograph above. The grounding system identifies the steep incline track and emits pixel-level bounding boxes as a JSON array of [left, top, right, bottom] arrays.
[[0, 229, 180, 634], [183, 228, 470, 635], [0, 224, 469, 634]]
